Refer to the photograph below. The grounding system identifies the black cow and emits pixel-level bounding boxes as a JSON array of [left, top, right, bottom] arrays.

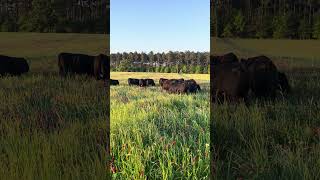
[[58, 53, 108, 80], [162, 79, 183, 91], [146, 79, 155, 86], [166, 82, 187, 94], [185, 79, 201, 93], [241, 55, 279, 98], [139, 79, 155, 87], [277, 72, 290, 94], [211, 52, 239, 66], [211, 61, 250, 104], [164, 79, 200, 94], [128, 78, 140, 86], [0, 55, 29, 76], [159, 78, 184, 87], [110, 79, 119, 86]]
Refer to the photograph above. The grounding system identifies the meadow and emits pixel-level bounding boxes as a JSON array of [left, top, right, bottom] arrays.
[[210, 37, 320, 60], [110, 72, 210, 179], [0, 32, 110, 179], [211, 38, 320, 179]]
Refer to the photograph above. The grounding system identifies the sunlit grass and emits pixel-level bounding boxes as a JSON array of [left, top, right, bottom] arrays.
[[110, 72, 210, 179]]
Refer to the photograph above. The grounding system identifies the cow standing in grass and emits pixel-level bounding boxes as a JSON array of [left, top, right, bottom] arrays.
[[211, 60, 250, 104], [110, 79, 119, 85], [139, 79, 155, 87], [58, 53, 109, 80], [0, 55, 29, 76], [128, 78, 140, 86], [161, 78, 200, 94], [241, 55, 280, 99]]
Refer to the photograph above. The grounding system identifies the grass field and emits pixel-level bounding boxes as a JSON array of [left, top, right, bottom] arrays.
[[211, 38, 320, 179], [110, 72, 210, 179], [211, 38, 320, 60], [0, 32, 110, 179]]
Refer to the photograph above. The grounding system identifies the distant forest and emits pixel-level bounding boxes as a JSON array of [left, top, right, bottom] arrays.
[[0, 0, 109, 33], [111, 51, 210, 74], [211, 0, 320, 39]]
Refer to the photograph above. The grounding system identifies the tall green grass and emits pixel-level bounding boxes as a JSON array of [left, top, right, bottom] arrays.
[[0, 33, 110, 179], [110, 73, 210, 179]]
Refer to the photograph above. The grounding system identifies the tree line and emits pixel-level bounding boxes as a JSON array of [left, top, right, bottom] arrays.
[[111, 51, 210, 74], [211, 0, 320, 39], [0, 0, 109, 33]]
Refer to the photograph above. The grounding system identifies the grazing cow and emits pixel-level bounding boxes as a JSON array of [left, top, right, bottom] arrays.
[[110, 79, 119, 86], [185, 79, 201, 93], [139, 79, 155, 87], [277, 72, 290, 94], [159, 78, 184, 87], [146, 79, 155, 86], [0, 55, 29, 76], [159, 78, 168, 86], [167, 82, 187, 94], [139, 79, 147, 87], [211, 61, 250, 104], [128, 78, 140, 86], [211, 52, 239, 66], [164, 79, 200, 94], [58, 53, 108, 80], [241, 55, 279, 98], [161, 79, 183, 91]]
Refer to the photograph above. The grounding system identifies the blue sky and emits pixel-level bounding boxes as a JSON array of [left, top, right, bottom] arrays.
[[111, 0, 209, 53]]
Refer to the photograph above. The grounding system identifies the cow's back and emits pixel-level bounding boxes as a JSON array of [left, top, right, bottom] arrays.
[[0, 55, 29, 76], [211, 52, 239, 66], [58, 53, 95, 75], [128, 78, 139, 85], [243, 56, 279, 98]]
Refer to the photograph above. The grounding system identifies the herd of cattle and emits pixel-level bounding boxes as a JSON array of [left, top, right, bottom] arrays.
[[211, 53, 291, 104], [110, 78, 201, 94], [1, 52, 291, 103], [0, 53, 109, 79]]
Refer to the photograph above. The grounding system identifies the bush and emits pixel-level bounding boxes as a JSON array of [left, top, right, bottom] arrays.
[[313, 16, 320, 39], [233, 11, 246, 37], [182, 65, 188, 73], [202, 66, 208, 74], [117, 59, 131, 72], [272, 15, 290, 39], [222, 23, 234, 38], [155, 66, 161, 73], [190, 66, 196, 74], [160, 66, 165, 73], [195, 66, 202, 74], [298, 19, 312, 39], [170, 66, 177, 73], [164, 67, 170, 73], [1, 19, 17, 32]]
